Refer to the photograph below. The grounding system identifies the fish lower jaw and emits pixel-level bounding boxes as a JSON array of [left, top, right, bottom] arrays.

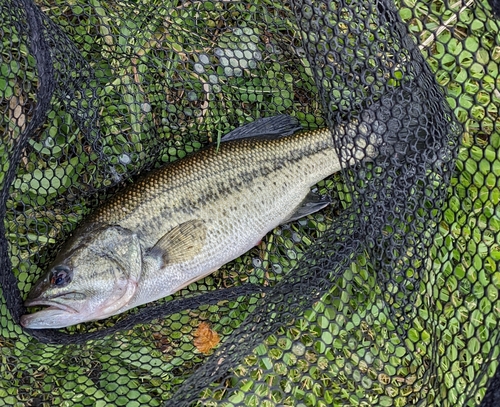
[[24, 299, 78, 314]]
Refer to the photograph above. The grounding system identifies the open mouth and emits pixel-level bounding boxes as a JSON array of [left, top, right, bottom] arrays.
[[24, 299, 78, 314]]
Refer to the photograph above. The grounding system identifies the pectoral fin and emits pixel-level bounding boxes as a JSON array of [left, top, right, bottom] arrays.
[[282, 191, 331, 224], [149, 220, 207, 265]]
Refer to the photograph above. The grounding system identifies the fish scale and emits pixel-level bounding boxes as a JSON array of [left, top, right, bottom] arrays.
[[89, 127, 338, 248]]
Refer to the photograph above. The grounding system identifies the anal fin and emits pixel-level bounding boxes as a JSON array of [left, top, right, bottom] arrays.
[[282, 191, 331, 224]]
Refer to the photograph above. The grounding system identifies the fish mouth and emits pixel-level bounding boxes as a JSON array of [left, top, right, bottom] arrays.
[[21, 298, 82, 329], [24, 298, 78, 314]]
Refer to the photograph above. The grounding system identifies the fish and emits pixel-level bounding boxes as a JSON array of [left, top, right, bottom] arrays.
[[21, 114, 384, 329]]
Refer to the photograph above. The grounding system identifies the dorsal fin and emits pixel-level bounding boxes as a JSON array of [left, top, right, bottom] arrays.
[[221, 115, 302, 142]]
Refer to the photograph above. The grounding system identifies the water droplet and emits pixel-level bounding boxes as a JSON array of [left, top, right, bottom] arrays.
[[252, 258, 262, 268], [119, 153, 131, 165], [292, 342, 306, 356], [194, 63, 205, 73], [199, 53, 210, 64], [296, 47, 306, 58], [44, 137, 55, 147]]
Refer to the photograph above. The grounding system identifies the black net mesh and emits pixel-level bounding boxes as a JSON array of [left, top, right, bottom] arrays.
[[1, 0, 499, 405]]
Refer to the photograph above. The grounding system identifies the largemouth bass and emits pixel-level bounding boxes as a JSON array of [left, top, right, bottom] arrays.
[[21, 114, 383, 329]]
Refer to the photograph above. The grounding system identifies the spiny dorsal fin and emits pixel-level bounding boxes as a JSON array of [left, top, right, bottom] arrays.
[[221, 115, 302, 142], [149, 220, 207, 265]]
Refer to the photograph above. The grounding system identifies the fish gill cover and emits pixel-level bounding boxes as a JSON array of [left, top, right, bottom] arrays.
[[0, 0, 499, 406]]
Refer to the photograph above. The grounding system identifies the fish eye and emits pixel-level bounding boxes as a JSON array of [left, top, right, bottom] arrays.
[[50, 266, 72, 287]]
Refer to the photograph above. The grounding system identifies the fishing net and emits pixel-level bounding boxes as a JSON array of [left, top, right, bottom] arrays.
[[1, 0, 499, 405]]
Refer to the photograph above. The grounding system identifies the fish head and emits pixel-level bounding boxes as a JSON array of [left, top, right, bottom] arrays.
[[21, 224, 143, 329]]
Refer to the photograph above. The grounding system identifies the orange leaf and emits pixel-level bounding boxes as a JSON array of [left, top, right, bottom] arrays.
[[193, 322, 220, 354]]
